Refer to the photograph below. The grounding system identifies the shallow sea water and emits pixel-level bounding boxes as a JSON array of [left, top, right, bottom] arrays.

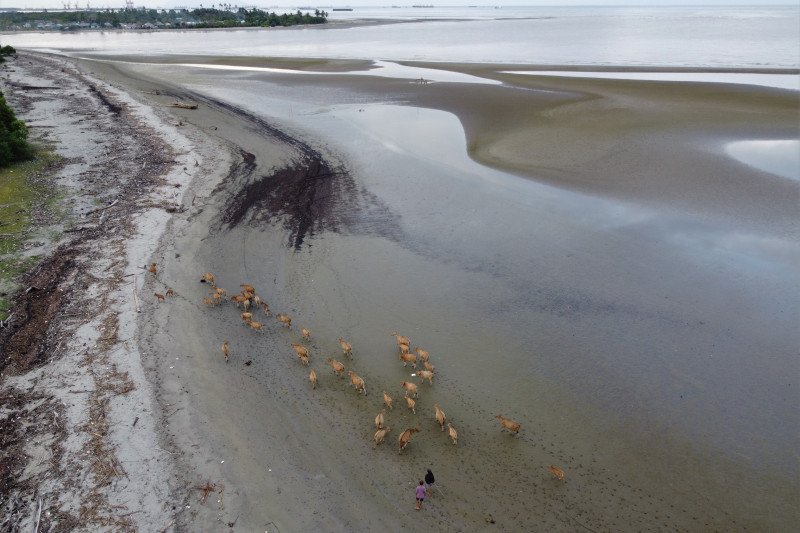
[[727, 139, 800, 180]]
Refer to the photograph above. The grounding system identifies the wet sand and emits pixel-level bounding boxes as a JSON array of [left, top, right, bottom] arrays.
[[75, 56, 800, 530]]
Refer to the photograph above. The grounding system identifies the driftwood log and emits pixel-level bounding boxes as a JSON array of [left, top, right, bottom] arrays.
[[171, 102, 198, 110]]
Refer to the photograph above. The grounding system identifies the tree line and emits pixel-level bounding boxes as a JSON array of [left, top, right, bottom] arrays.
[[0, 7, 328, 30], [0, 46, 32, 168]]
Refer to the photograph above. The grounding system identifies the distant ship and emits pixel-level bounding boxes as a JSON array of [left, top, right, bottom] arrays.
[[332, 8, 354, 11], [412, 5, 435, 7]]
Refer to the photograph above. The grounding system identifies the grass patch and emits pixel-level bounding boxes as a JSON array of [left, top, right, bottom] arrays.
[[0, 146, 61, 320]]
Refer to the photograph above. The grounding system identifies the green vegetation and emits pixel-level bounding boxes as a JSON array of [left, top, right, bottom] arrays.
[[0, 89, 33, 167], [0, 45, 15, 64], [0, 148, 60, 320], [0, 7, 328, 31]]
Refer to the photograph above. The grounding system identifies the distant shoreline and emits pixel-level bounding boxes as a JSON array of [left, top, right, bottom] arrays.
[[0, 17, 423, 35]]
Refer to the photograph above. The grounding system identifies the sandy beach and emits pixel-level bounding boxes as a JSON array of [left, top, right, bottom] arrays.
[[1, 50, 798, 532]]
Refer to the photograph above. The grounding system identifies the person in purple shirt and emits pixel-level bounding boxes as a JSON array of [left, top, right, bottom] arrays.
[[415, 480, 426, 510]]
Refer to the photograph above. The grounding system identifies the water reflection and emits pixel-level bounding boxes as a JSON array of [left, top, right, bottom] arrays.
[[167, 59, 500, 85], [726, 140, 800, 181]]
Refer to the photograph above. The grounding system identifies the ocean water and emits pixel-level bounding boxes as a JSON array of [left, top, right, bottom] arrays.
[[5, 5, 799, 68]]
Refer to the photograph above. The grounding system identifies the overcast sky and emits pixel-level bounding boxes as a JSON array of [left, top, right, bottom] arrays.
[[6, 0, 800, 9], [5, 0, 797, 9]]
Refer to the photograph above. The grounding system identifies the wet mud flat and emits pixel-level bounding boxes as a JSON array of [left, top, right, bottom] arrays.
[[82, 58, 800, 532]]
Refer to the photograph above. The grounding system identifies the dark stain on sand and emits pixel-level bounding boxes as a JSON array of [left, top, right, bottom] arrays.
[[223, 153, 352, 249], [202, 95, 401, 249]]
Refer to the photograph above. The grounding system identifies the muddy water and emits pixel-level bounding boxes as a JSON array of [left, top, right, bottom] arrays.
[[126, 61, 800, 530]]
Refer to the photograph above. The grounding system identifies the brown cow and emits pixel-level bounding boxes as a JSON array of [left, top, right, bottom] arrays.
[[495, 414, 521, 435], [398, 428, 420, 452], [348, 371, 366, 395]]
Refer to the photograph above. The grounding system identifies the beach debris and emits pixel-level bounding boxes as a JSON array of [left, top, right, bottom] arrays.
[[84, 197, 119, 216], [0, 312, 13, 328], [245, 360, 252, 366], [401, 380, 418, 398], [348, 371, 366, 395], [33, 496, 43, 533], [326, 357, 345, 378], [147, 262, 157, 275], [309, 369, 318, 389], [383, 391, 393, 410], [495, 414, 521, 435], [154, 292, 165, 302], [398, 427, 420, 452], [171, 102, 198, 110], [375, 409, 385, 429], [198, 482, 216, 504], [434, 404, 446, 431], [132, 276, 142, 313], [338, 337, 353, 357], [548, 465, 565, 481], [373, 427, 391, 446], [448, 423, 458, 446], [221, 341, 229, 363]]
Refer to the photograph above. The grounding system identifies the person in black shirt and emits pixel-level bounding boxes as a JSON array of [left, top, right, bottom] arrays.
[[424, 469, 435, 496]]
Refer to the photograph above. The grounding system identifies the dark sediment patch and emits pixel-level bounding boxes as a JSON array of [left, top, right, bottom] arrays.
[[223, 155, 353, 249], [87, 83, 122, 116], [0, 247, 77, 374], [193, 92, 402, 249]]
